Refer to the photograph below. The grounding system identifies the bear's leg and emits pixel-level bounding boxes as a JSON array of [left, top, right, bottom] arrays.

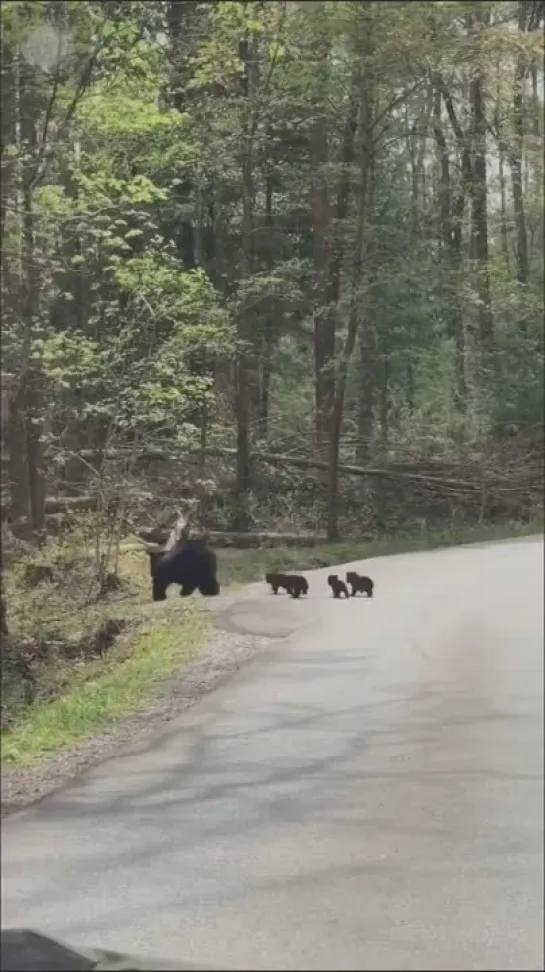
[[152, 577, 167, 602], [199, 580, 220, 596], [180, 585, 195, 597]]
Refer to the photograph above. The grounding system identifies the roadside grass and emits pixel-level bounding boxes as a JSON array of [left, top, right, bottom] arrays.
[[1, 545, 209, 766], [218, 518, 544, 587], [2, 606, 207, 766], [2, 516, 542, 768]]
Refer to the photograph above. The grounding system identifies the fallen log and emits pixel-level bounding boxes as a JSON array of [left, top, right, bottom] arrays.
[[75, 446, 484, 492], [138, 530, 330, 550], [4, 469, 539, 534], [43, 496, 97, 513]]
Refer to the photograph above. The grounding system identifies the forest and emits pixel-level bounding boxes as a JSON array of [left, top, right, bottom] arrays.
[[0, 2, 544, 744], [2, 0, 544, 538]]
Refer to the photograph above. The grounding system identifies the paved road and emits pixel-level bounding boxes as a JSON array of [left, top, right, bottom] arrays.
[[2, 537, 544, 971]]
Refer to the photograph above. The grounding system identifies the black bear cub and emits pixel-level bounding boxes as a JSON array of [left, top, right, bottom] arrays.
[[265, 572, 308, 598], [345, 571, 374, 598], [149, 538, 220, 601], [328, 574, 349, 598], [285, 574, 309, 599], [265, 571, 290, 594]]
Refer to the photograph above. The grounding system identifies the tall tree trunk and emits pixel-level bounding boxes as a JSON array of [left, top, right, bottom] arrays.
[[259, 171, 274, 439], [6, 42, 32, 532], [234, 171, 253, 513], [0, 36, 15, 277], [469, 68, 494, 350], [310, 118, 332, 447], [26, 370, 46, 537], [0, 502, 7, 640], [498, 136, 511, 271], [530, 58, 542, 177], [326, 10, 373, 541], [356, 325, 376, 466], [319, 97, 358, 451], [1, 594, 7, 639], [7, 381, 31, 529], [308, 8, 334, 451], [449, 190, 467, 407], [510, 1, 529, 295], [529, 58, 544, 252], [327, 127, 373, 541], [234, 31, 257, 524], [378, 330, 389, 449], [21, 123, 46, 536], [432, 83, 466, 403]]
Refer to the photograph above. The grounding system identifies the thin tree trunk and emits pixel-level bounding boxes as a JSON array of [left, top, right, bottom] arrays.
[[7, 41, 32, 530], [432, 82, 466, 403], [319, 98, 358, 452], [7, 381, 31, 528], [469, 68, 494, 350], [530, 60, 542, 184], [308, 7, 333, 451], [378, 339, 389, 449], [327, 137, 373, 540], [234, 32, 257, 522], [311, 129, 332, 447], [20, 48, 46, 536], [498, 137, 511, 270], [259, 171, 274, 438], [356, 327, 376, 466], [21, 180, 46, 536], [326, 11, 373, 540], [530, 58, 544, 250], [510, 2, 529, 295], [0, 37, 15, 277], [1, 595, 7, 639]]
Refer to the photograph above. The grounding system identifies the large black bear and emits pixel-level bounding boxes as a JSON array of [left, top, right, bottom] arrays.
[[148, 538, 220, 601]]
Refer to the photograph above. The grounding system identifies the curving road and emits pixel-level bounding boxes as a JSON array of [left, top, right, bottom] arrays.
[[2, 537, 544, 971]]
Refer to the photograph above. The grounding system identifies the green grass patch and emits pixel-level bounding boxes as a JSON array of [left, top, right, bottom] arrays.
[[2, 605, 208, 766], [217, 518, 543, 586]]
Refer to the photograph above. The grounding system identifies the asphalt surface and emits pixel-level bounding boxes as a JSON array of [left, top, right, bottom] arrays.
[[2, 536, 544, 971]]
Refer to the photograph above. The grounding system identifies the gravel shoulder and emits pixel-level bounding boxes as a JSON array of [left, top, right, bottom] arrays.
[[1, 585, 274, 818]]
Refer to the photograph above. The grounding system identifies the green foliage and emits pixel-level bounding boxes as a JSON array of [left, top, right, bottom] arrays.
[[389, 344, 495, 460], [1, 0, 543, 538]]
